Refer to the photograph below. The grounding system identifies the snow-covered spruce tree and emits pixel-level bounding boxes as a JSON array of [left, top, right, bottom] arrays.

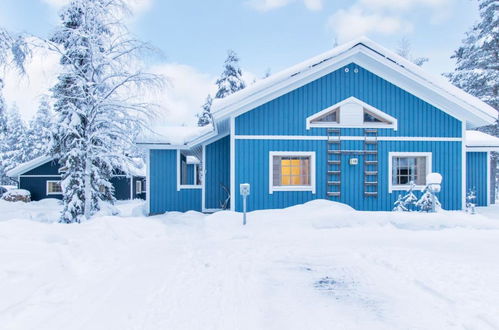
[[197, 94, 213, 127], [215, 50, 246, 99], [49, 0, 159, 223], [416, 186, 442, 212], [2, 104, 29, 177], [447, 0, 498, 112], [447, 0, 498, 197], [197, 50, 246, 127], [393, 181, 418, 211], [0, 27, 30, 184], [26, 96, 53, 159], [0, 81, 9, 184]]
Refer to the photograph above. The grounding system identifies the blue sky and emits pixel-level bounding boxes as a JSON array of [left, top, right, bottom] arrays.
[[0, 0, 481, 124]]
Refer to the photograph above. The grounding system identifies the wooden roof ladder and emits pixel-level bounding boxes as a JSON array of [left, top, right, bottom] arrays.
[[364, 129, 379, 197], [327, 128, 342, 198]]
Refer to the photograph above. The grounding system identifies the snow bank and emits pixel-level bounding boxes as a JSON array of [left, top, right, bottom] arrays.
[[0, 200, 498, 329]]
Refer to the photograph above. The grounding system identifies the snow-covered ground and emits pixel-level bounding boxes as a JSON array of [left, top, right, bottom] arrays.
[[0, 199, 498, 330]]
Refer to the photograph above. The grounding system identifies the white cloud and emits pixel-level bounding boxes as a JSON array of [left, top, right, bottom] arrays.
[[148, 63, 216, 126], [328, 6, 410, 42], [248, 0, 323, 12], [3, 46, 62, 121]]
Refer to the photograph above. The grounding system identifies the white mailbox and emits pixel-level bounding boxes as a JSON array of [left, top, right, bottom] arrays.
[[240, 183, 250, 196]]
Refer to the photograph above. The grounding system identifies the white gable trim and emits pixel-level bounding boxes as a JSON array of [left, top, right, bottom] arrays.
[[211, 41, 495, 128], [305, 96, 398, 130]]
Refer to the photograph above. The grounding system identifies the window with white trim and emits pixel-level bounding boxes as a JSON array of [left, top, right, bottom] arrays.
[[136, 180, 142, 194], [269, 152, 316, 193], [47, 181, 62, 194], [389, 153, 431, 191]]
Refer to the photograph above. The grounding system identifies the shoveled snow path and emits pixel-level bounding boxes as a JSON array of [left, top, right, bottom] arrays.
[[0, 200, 499, 329]]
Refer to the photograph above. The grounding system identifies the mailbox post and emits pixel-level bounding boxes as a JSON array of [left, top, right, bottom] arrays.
[[240, 183, 250, 225]]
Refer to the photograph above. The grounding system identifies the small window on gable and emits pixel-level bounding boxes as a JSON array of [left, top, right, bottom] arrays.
[[364, 109, 392, 124], [310, 108, 339, 124]]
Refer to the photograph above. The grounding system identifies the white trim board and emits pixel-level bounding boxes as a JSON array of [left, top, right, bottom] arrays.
[[20, 175, 62, 178], [388, 152, 432, 193], [230, 116, 236, 211], [235, 135, 462, 142], [268, 151, 316, 194]]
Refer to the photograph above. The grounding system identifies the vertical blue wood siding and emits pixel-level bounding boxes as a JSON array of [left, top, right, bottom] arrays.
[[466, 152, 488, 206], [205, 136, 230, 209], [24, 160, 60, 175], [235, 139, 462, 211], [149, 149, 201, 214], [236, 64, 462, 138]]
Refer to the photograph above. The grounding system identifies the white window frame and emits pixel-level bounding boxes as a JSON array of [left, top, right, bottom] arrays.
[[177, 150, 202, 190], [388, 152, 432, 192], [46, 180, 63, 195], [269, 151, 316, 194], [136, 180, 142, 194], [306, 96, 398, 130]]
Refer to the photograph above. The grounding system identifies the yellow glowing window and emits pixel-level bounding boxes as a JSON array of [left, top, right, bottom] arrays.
[[273, 156, 311, 186]]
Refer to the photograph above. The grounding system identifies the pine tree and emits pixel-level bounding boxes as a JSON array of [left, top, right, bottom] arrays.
[[27, 96, 53, 159], [447, 0, 499, 198], [2, 104, 29, 176], [197, 94, 213, 127], [0, 80, 9, 184], [1, 27, 29, 184], [48, 0, 159, 223], [197, 50, 246, 126], [447, 0, 498, 112], [215, 50, 246, 99]]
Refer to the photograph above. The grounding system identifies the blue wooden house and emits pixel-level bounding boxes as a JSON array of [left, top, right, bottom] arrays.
[[138, 38, 499, 214], [6, 156, 147, 201]]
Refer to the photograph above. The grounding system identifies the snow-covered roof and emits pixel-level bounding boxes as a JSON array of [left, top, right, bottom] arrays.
[[124, 158, 147, 177], [6, 155, 147, 178], [212, 37, 497, 128], [6, 155, 54, 177], [466, 130, 499, 150], [136, 125, 215, 146]]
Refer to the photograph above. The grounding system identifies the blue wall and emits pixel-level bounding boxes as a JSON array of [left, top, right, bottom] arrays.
[[205, 136, 230, 209], [466, 152, 488, 206], [187, 164, 195, 185], [19, 160, 144, 202], [236, 63, 462, 138], [20, 176, 62, 201], [235, 138, 462, 212], [233, 62, 463, 212], [149, 149, 201, 214]]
